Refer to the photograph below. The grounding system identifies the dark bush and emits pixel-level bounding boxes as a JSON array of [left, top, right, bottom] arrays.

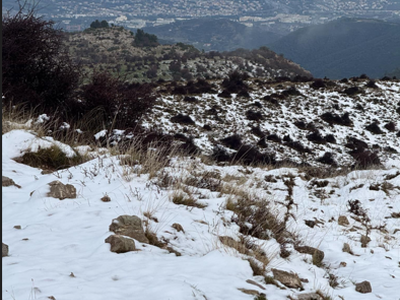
[[221, 70, 249, 94], [232, 145, 275, 166], [294, 121, 315, 131], [170, 114, 195, 125], [350, 149, 381, 168], [266, 134, 281, 143], [211, 145, 231, 162], [246, 110, 264, 121], [183, 96, 198, 103], [320, 112, 353, 126], [317, 152, 336, 166], [282, 86, 301, 96], [218, 90, 232, 98], [366, 80, 377, 88], [263, 95, 279, 106], [345, 137, 368, 151], [365, 122, 383, 134], [306, 131, 326, 144], [384, 122, 396, 132], [324, 134, 336, 144], [2, 3, 80, 113], [220, 134, 242, 150], [79, 72, 156, 129], [311, 79, 326, 89], [343, 86, 361, 96], [250, 125, 264, 137]]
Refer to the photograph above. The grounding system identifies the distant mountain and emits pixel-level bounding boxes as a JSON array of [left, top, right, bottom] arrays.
[[268, 18, 400, 79], [143, 18, 281, 51]]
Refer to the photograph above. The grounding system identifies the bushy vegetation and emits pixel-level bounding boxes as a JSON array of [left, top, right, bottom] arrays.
[[2, 2, 80, 114]]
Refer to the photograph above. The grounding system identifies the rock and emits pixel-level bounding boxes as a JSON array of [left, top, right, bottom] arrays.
[[338, 215, 350, 226], [304, 220, 316, 228], [109, 215, 149, 243], [360, 235, 371, 247], [272, 268, 303, 289], [2, 176, 21, 188], [105, 235, 136, 253], [355, 281, 372, 293], [13, 225, 21, 229], [47, 181, 76, 200], [297, 292, 323, 300], [294, 245, 324, 266], [342, 243, 353, 254], [172, 223, 184, 233], [2, 243, 9, 257], [101, 195, 111, 202]]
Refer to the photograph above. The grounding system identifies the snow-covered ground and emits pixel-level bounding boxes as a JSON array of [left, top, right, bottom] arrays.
[[2, 129, 400, 300]]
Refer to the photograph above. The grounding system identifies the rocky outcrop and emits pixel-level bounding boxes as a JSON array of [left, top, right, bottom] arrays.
[[272, 268, 303, 289], [294, 245, 324, 266], [105, 235, 136, 253], [109, 215, 149, 243], [2, 243, 9, 257], [355, 281, 372, 293], [47, 181, 76, 200], [2, 176, 21, 188]]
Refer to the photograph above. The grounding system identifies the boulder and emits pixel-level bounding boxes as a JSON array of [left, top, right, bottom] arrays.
[[109, 215, 149, 243], [2, 176, 20, 188], [294, 245, 324, 266], [47, 181, 76, 200], [338, 215, 350, 226], [272, 268, 303, 289], [297, 292, 323, 300], [105, 235, 136, 253], [2, 243, 9, 257], [355, 281, 372, 293]]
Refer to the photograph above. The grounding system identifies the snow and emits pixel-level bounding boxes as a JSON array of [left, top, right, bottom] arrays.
[[2, 128, 400, 300]]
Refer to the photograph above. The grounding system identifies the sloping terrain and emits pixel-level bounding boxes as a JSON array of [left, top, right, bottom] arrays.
[[268, 18, 400, 79], [2, 127, 400, 300], [140, 77, 400, 169], [66, 26, 310, 83]]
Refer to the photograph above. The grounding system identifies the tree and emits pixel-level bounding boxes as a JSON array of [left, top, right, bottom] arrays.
[[2, 2, 80, 113], [133, 29, 159, 47], [90, 19, 109, 29]]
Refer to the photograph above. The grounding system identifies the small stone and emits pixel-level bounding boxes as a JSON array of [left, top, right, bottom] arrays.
[[305, 220, 316, 228], [101, 195, 111, 202], [294, 245, 324, 266], [14, 225, 21, 229], [338, 215, 350, 226], [47, 181, 76, 200], [297, 292, 323, 300], [360, 235, 371, 247], [105, 235, 136, 253], [355, 281, 372, 293], [172, 223, 185, 233], [342, 243, 352, 254], [2, 243, 9, 257], [272, 268, 303, 289], [339, 262, 347, 267]]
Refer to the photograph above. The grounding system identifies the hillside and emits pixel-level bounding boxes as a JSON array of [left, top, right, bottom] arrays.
[[66, 26, 310, 83], [142, 18, 281, 52], [268, 18, 400, 79]]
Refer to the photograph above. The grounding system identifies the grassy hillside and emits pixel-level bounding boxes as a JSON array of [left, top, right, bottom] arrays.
[[268, 18, 400, 79]]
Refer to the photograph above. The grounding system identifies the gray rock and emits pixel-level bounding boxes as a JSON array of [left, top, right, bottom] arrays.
[[295, 245, 324, 266], [360, 235, 371, 247], [105, 235, 136, 253], [2, 243, 9, 257], [355, 281, 372, 293], [338, 215, 350, 226], [272, 268, 303, 289], [2, 176, 21, 188], [47, 181, 76, 200], [297, 292, 323, 300], [109, 215, 149, 243]]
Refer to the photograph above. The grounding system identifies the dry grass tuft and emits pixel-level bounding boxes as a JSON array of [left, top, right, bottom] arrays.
[[170, 190, 207, 208]]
